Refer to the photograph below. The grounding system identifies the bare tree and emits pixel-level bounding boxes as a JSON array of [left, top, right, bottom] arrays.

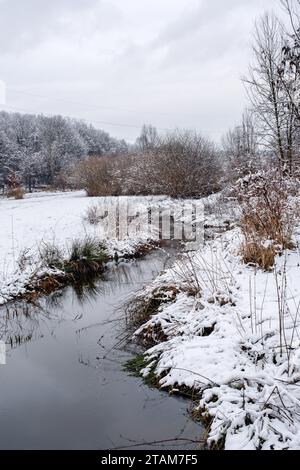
[[280, 0, 300, 173], [222, 110, 260, 181], [281, 0, 300, 40], [243, 13, 294, 172], [136, 124, 160, 153]]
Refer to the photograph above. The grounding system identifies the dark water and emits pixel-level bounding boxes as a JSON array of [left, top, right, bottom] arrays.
[[0, 248, 203, 450]]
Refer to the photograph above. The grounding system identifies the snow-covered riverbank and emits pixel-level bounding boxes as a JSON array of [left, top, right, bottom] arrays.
[[131, 223, 300, 450]]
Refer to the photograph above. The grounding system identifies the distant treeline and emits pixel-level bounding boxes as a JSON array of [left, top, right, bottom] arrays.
[[0, 111, 128, 190]]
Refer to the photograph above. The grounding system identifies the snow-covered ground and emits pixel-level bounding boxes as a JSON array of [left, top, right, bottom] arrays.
[[0, 191, 96, 302], [132, 224, 300, 450], [0, 191, 171, 304]]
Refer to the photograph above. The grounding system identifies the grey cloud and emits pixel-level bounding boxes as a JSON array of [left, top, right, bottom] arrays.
[[0, 0, 286, 142], [0, 0, 121, 53], [149, 0, 277, 69]]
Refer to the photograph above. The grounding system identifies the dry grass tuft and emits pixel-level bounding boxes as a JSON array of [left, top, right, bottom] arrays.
[[7, 187, 25, 200], [238, 171, 299, 269], [241, 241, 276, 271], [66, 237, 108, 280], [125, 285, 180, 329]]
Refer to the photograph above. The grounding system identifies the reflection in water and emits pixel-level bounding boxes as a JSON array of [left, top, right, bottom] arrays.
[[0, 301, 54, 350], [0, 258, 153, 350], [0, 248, 203, 450]]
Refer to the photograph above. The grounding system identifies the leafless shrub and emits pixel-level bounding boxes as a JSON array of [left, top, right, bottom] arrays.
[[75, 154, 148, 197], [238, 170, 299, 269], [75, 129, 222, 199], [75, 156, 120, 197], [143, 130, 222, 198], [7, 187, 25, 200]]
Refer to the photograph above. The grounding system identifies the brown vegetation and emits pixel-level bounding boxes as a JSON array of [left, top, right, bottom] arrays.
[[75, 130, 223, 199], [238, 171, 298, 269], [7, 187, 25, 200]]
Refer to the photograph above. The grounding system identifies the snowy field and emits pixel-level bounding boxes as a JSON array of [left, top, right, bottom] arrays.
[[0, 191, 100, 303], [0, 191, 171, 304]]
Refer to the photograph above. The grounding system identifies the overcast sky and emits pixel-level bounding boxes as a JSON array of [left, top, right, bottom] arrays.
[[0, 0, 282, 142]]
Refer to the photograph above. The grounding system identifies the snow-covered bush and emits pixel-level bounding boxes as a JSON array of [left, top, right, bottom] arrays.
[[83, 204, 102, 225]]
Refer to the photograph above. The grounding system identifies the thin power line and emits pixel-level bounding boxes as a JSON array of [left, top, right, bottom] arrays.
[[7, 87, 213, 120], [9, 88, 117, 112], [6, 87, 225, 135], [0, 103, 172, 132]]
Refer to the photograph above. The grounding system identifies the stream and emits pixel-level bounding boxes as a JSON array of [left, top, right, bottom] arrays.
[[0, 247, 203, 450]]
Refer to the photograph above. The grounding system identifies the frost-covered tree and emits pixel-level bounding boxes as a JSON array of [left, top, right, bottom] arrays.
[[222, 110, 260, 181], [244, 5, 300, 174], [136, 124, 160, 153], [0, 111, 129, 189], [243, 14, 291, 170]]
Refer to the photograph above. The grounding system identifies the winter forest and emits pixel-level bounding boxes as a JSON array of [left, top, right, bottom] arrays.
[[0, 112, 128, 190]]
